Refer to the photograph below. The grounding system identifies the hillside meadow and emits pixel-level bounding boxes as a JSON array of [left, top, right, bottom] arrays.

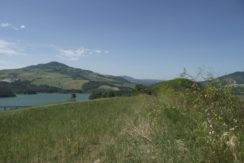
[[0, 79, 244, 162]]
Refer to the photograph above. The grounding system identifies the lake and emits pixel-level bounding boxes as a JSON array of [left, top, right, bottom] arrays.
[[0, 93, 90, 111]]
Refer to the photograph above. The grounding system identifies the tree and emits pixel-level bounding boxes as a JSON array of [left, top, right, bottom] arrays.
[[70, 93, 76, 101]]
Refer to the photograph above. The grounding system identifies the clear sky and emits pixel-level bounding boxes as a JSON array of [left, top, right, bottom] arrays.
[[0, 0, 243, 79]]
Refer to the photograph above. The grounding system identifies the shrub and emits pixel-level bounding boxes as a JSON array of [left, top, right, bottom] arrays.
[[0, 83, 16, 97], [160, 75, 243, 162], [89, 89, 121, 99], [134, 84, 154, 95]]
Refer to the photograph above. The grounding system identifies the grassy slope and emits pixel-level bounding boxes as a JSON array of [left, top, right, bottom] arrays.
[[0, 96, 141, 162], [0, 94, 225, 163]]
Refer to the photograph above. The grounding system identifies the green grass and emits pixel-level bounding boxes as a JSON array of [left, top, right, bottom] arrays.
[[0, 96, 142, 162], [0, 93, 243, 162]]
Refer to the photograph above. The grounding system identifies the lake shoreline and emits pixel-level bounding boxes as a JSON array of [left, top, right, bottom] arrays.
[[0, 93, 90, 111]]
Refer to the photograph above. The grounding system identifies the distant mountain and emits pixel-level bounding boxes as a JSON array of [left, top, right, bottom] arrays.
[[218, 71, 244, 94], [0, 62, 134, 93], [121, 76, 161, 86], [218, 71, 244, 84]]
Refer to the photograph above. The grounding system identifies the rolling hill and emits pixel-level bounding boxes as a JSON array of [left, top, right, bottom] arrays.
[[218, 71, 244, 94], [0, 62, 134, 93], [218, 71, 244, 84]]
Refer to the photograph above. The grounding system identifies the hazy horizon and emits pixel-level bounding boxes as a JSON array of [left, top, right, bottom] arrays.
[[0, 0, 244, 79]]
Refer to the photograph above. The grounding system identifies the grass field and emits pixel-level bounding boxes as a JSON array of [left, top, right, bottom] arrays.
[[0, 96, 143, 162], [0, 93, 243, 162]]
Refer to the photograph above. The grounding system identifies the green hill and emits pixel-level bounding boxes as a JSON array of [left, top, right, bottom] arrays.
[[218, 71, 244, 84], [0, 62, 134, 93], [218, 72, 244, 94]]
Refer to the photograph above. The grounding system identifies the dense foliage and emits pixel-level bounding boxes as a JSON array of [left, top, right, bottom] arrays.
[[0, 81, 82, 94], [154, 77, 244, 162], [88, 84, 154, 99], [134, 84, 154, 95], [89, 88, 133, 99], [0, 84, 15, 97]]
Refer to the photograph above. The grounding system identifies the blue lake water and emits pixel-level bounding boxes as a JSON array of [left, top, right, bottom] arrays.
[[0, 93, 89, 111]]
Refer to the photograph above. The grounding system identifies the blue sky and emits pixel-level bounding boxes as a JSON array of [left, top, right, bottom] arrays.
[[0, 0, 244, 79]]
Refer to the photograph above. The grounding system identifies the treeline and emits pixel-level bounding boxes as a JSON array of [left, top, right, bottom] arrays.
[[89, 87, 133, 99], [0, 81, 82, 96], [89, 84, 154, 99], [0, 84, 16, 97]]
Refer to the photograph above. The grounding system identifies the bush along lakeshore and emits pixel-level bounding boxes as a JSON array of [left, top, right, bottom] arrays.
[[0, 84, 16, 97], [88, 84, 154, 99]]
